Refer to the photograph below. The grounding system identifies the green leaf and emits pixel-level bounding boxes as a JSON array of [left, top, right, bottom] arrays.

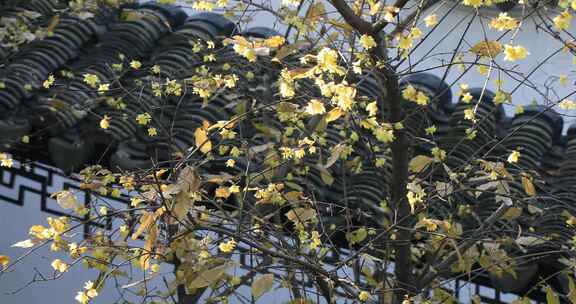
[[568, 275, 576, 304], [546, 286, 560, 304], [252, 273, 274, 299], [409, 155, 433, 173], [346, 228, 367, 245]]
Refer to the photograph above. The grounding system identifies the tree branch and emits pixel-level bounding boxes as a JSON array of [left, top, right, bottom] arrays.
[[417, 202, 511, 288], [330, 0, 373, 34]]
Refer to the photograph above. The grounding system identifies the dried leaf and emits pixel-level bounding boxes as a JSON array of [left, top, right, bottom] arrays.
[[470, 40, 502, 57], [252, 274, 274, 299], [273, 41, 309, 61], [46, 15, 60, 33], [178, 166, 201, 193]]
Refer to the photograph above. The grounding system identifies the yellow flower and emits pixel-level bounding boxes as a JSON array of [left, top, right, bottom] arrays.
[[136, 113, 152, 125], [51, 259, 68, 272], [147, 127, 157, 137], [218, 239, 237, 253], [151, 65, 161, 74], [130, 197, 143, 207], [431, 147, 446, 161], [410, 27, 423, 39], [360, 34, 377, 49], [316, 48, 345, 75], [461, 92, 473, 103], [83, 282, 98, 299], [366, 101, 378, 116], [466, 128, 477, 140], [75, 291, 90, 304], [464, 108, 475, 121], [559, 74, 569, 86], [515, 105, 524, 114], [229, 185, 240, 193], [503, 44, 529, 61], [397, 35, 413, 50], [305, 99, 326, 115], [192, 0, 215, 12], [97, 83, 109, 93], [43, 74, 55, 88], [402, 85, 418, 100], [215, 187, 231, 199], [264, 35, 286, 48], [226, 159, 236, 167], [507, 150, 520, 164], [425, 125, 437, 135], [463, 0, 482, 7], [130, 60, 142, 69], [424, 14, 438, 27], [559, 99, 576, 110], [0, 153, 13, 168], [489, 13, 518, 31], [374, 126, 395, 143], [553, 10, 572, 31], [150, 263, 161, 272], [383, 5, 399, 21], [416, 91, 429, 105], [99, 115, 110, 129], [418, 217, 439, 231], [83, 73, 100, 88], [99, 206, 108, 215], [310, 231, 322, 249], [358, 291, 370, 302]]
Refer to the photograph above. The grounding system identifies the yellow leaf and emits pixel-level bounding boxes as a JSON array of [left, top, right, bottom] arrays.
[[252, 273, 274, 299], [140, 224, 158, 270], [132, 212, 153, 240], [194, 126, 212, 154], [0, 255, 10, 267], [409, 155, 433, 173], [325, 108, 343, 122], [470, 40, 502, 57], [188, 263, 231, 289], [521, 173, 536, 197]]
